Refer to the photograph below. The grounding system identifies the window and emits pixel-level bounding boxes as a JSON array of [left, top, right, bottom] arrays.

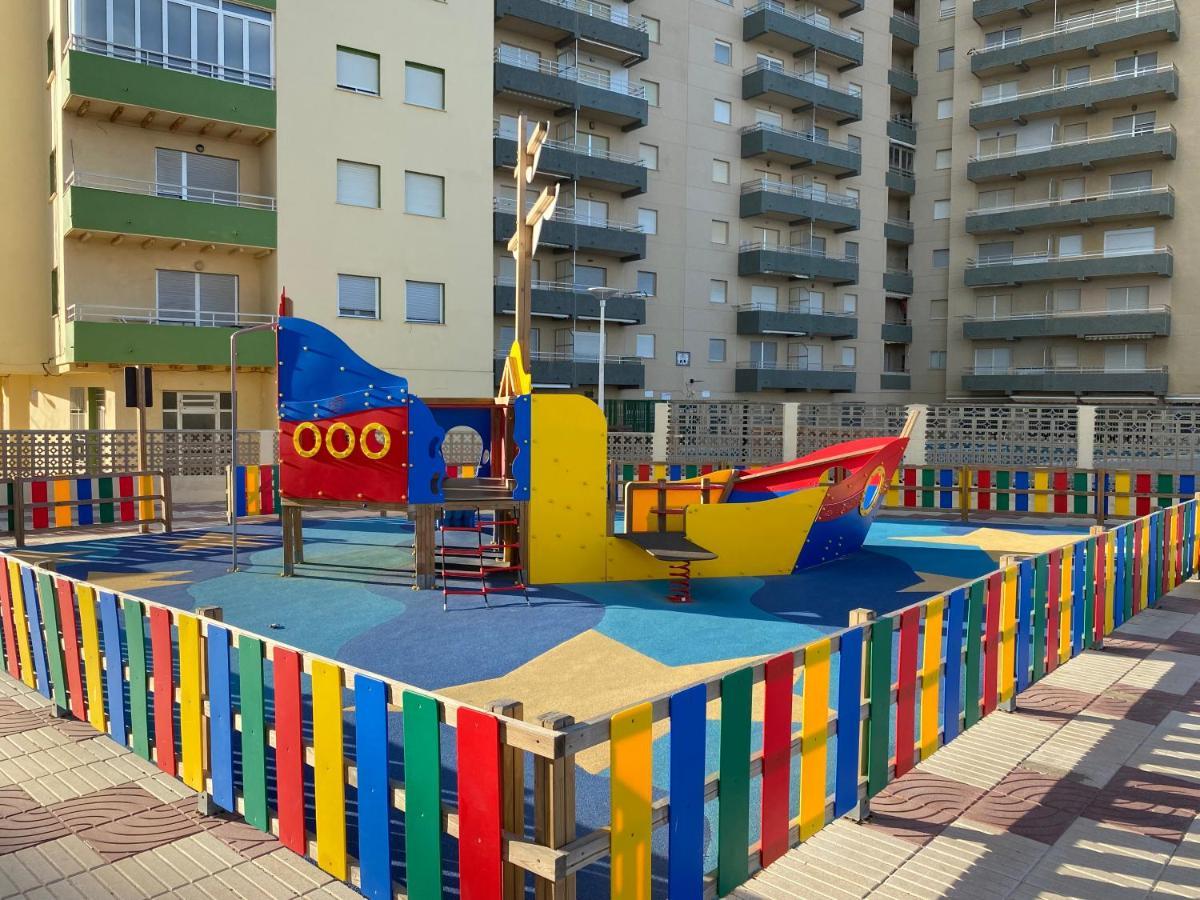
[[713, 98, 732, 125], [156, 148, 238, 200], [929, 351, 947, 370], [937, 98, 953, 119], [638, 144, 659, 170], [641, 79, 659, 106], [337, 47, 379, 95], [1064, 65, 1091, 85], [708, 338, 726, 363], [1105, 343, 1147, 371], [404, 171, 443, 217], [405, 62, 444, 109], [1104, 226, 1155, 255], [1113, 111, 1156, 135], [978, 240, 1013, 261], [405, 280, 443, 324], [643, 16, 660, 42], [1058, 234, 1083, 257], [842, 293, 857, 314], [930, 299, 948, 319], [933, 199, 951, 220], [576, 198, 608, 227], [844, 241, 859, 260], [1108, 286, 1150, 311], [499, 326, 540, 354], [756, 108, 783, 128], [709, 279, 727, 303], [338, 274, 380, 319], [635, 333, 655, 358], [1056, 178, 1085, 201], [1052, 345, 1078, 368], [714, 39, 732, 65], [977, 188, 1014, 209], [937, 47, 954, 71], [636, 271, 657, 297], [974, 347, 1012, 374], [50, 268, 58, 316], [711, 220, 728, 244], [935, 149, 952, 170], [939, 0, 955, 17], [1115, 52, 1158, 77], [840, 346, 856, 368], [337, 160, 380, 208], [156, 270, 237, 325], [980, 81, 1017, 103], [985, 27, 1021, 48], [751, 285, 778, 311], [1060, 122, 1088, 143], [1111, 170, 1152, 193], [1053, 288, 1081, 311], [637, 208, 658, 235], [712, 159, 730, 184], [560, 262, 605, 286], [48, 150, 56, 195], [932, 248, 950, 268], [46, 31, 54, 75], [162, 392, 232, 431], [750, 341, 777, 366], [976, 293, 1011, 319]]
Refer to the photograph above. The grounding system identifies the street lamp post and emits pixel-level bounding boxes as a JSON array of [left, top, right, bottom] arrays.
[[588, 286, 620, 416]]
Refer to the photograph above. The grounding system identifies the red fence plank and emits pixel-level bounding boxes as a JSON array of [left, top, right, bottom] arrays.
[[55, 578, 86, 720], [760, 652, 793, 866], [149, 607, 176, 776], [1046, 549, 1061, 673], [894, 608, 920, 778], [274, 647, 306, 854], [982, 572, 1002, 714]]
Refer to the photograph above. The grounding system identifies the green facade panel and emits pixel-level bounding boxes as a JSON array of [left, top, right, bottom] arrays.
[[67, 321, 276, 367], [70, 186, 276, 248]]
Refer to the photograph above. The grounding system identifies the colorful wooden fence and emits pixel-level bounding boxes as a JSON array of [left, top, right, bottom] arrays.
[[608, 462, 740, 504], [0, 472, 171, 548], [225, 464, 281, 521]]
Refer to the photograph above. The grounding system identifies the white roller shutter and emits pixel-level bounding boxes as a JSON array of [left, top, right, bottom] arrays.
[[197, 273, 238, 324], [337, 160, 380, 208], [1104, 227, 1155, 255], [156, 270, 196, 323], [337, 48, 380, 95], [338, 275, 380, 319], [405, 280, 443, 324]]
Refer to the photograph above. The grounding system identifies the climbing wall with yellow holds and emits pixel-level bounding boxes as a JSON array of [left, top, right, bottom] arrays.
[[527, 394, 610, 584]]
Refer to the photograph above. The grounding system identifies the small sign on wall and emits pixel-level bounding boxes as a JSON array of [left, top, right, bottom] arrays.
[[675, 351, 691, 367]]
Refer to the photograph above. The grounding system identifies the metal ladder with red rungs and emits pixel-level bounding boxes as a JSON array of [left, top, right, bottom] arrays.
[[438, 509, 529, 611]]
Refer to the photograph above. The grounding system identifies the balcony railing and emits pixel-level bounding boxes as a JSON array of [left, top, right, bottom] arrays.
[[737, 360, 856, 372], [967, 365, 1167, 376], [968, 0, 1176, 54], [66, 171, 277, 210], [966, 246, 1173, 267], [966, 185, 1173, 216], [742, 2, 864, 41], [738, 122, 859, 152], [492, 124, 645, 166], [741, 63, 862, 96], [66, 304, 278, 328], [738, 241, 855, 262], [888, 165, 915, 178], [737, 301, 855, 316], [886, 267, 914, 277], [492, 197, 643, 232], [493, 48, 646, 98], [739, 179, 860, 208], [970, 64, 1177, 109], [533, 0, 649, 29], [886, 217, 915, 229], [494, 275, 645, 299], [892, 9, 919, 25], [492, 349, 643, 364], [969, 125, 1176, 162], [68, 35, 274, 89], [963, 304, 1170, 322]]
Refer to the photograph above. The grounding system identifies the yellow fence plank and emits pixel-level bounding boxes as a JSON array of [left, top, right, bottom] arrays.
[[999, 567, 1017, 704], [800, 638, 831, 839], [611, 702, 652, 900], [1059, 550, 1072, 664], [312, 659, 348, 880], [920, 597, 944, 760], [6, 562, 34, 689], [177, 614, 204, 791], [77, 585, 106, 732]]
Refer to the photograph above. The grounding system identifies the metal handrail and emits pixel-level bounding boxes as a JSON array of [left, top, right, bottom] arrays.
[[963, 304, 1171, 322], [886, 217, 915, 228], [969, 124, 1176, 162], [886, 267, 914, 276], [493, 276, 642, 298], [739, 178, 860, 208], [741, 63, 860, 97], [738, 241, 854, 262], [736, 301, 855, 316], [966, 185, 1173, 215], [742, 2, 864, 41], [66, 171, 277, 210], [891, 10, 919, 25], [526, 0, 648, 29], [493, 49, 647, 98], [738, 122, 859, 152], [971, 63, 1177, 109], [967, 365, 1168, 375], [967, 246, 1174, 266], [491, 124, 645, 166], [493, 349, 644, 364], [890, 66, 916, 77], [67, 35, 273, 89], [492, 197, 644, 232], [888, 165, 915, 178], [969, 0, 1177, 55], [737, 360, 857, 371], [66, 304, 278, 328]]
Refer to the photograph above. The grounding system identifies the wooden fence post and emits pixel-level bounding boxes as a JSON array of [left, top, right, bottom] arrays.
[[161, 472, 173, 533], [13, 477, 25, 549], [848, 608, 875, 822], [534, 712, 576, 900], [1094, 468, 1106, 527], [490, 699, 526, 900], [959, 466, 970, 523]]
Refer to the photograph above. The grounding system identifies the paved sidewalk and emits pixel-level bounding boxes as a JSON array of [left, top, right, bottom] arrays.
[[0, 675, 357, 899], [740, 581, 1200, 899]]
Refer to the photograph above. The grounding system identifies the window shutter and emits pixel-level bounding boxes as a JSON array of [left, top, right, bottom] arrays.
[[405, 63, 444, 109], [404, 172, 444, 217], [197, 273, 238, 324], [337, 48, 379, 94], [156, 270, 196, 323], [338, 274, 379, 318], [337, 161, 380, 208], [186, 152, 239, 200], [405, 281, 443, 324], [156, 149, 183, 193], [1103, 227, 1154, 254]]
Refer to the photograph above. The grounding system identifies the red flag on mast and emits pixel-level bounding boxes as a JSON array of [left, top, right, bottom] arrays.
[[278, 287, 290, 318]]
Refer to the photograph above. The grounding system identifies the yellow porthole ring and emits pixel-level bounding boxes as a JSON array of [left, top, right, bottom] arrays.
[[293, 421, 322, 459], [326, 422, 356, 460], [361, 422, 391, 460]]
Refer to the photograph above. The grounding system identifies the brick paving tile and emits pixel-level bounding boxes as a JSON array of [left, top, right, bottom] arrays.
[[1014, 683, 1097, 722], [48, 783, 161, 833], [1100, 635, 1161, 660], [987, 767, 1100, 814], [1082, 765, 1200, 845], [1086, 683, 1179, 726], [209, 817, 285, 860], [0, 784, 39, 818], [962, 789, 1080, 845], [76, 801, 204, 862], [865, 772, 984, 847], [43, 717, 106, 744], [167, 795, 229, 832], [0, 807, 70, 855]]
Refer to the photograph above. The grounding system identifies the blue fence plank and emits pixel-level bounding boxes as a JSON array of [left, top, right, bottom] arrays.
[[354, 674, 391, 900], [938, 468, 954, 509], [668, 464, 682, 482], [234, 467, 248, 518], [21, 567, 50, 698], [206, 624, 234, 812], [1071, 543, 1085, 657], [1016, 559, 1033, 693], [942, 587, 966, 744], [834, 627, 864, 817], [76, 479, 94, 526], [668, 682, 706, 900], [98, 591, 127, 745], [1114, 526, 1127, 629], [1014, 471, 1030, 512]]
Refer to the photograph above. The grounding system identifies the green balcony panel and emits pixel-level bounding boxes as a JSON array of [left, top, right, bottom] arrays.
[[493, 283, 646, 324], [740, 125, 861, 177], [967, 128, 1177, 182], [972, 0, 1053, 21], [963, 308, 1170, 340], [965, 189, 1174, 235], [885, 219, 914, 244], [69, 186, 276, 248], [964, 251, 1173, 287], [736, 366, 856, 392], [736, 308, 857, 338], [492, 357, 645, 388], [889, 68, 919, 97], [493, 60, 648, 130], [742, 7, 864, 69], [887, 169, 915, 195], [881, 322, 913, 343], [738, 247, 858, 284], [890, 14, 920, 46], [67, 321, 275, 367], [492, 209, 645, 260], [881, 372, 912, 390], [493, 136, 646, 195], [883, 270, 914, 295], [496, 0, 649, 61], [962, 368, 1167, 394], [742, 67, 862, 124], [887, 118, 917, 144], [968, 67, 1178, 128], [68, 50, 275, 129], [738, 186, 860, 232]]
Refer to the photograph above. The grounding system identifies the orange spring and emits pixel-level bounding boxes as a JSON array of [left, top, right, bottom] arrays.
[[667, 560, 693, 603]]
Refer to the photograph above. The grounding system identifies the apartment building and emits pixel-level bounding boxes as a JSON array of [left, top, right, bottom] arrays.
[[0, 0, 493, 431]]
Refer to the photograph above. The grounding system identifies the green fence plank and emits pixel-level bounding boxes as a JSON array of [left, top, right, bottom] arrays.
[[963, 581, 986, 729], [403, 690, 443, 900], [1158, 474, 1175, 510], [124, 600, 150, 760], [1072, 472, 1089, 516], [995, 470, 1011, 512], [866, 618, 894, 798], [237, 635, 268, 831], [1032, 555, 1048, 682], [35, 572, 67, 710], [717, 667, 752, 896], [98, 478, 115, 524], [920, 468, 935, 509]]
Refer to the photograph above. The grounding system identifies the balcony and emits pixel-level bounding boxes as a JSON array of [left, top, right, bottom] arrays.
[[882, 321, 914, 343], [889, 67, 919, 97], [492, 198, 645, 260], [494, 0, 649, 63], [739, 124, 861, 178], [738, 180, 860, 232], [886, 166, 915, 195], [736, 362, 856, 392], [63, 305, 277, 368], [885, 218, 914, 244], [493, 129, 647, 196], [887, 116, 917, 145], [65, 37, 275, 138], [736, 303, 858, 339], [64, 172, 277, 250], [493, 49, 649, 131], [969, 65, 1178, 128], [881, 371, 912, 390], [969, 1, 1180, 75], [963, 305, 1171, 340], [966, 126, 1177, 182], [741, 65, 863, 125], [972, 0, 1055, 21], [890, 11, 920, 46], [883, 269, 914, 295], [493, 278, 647, 324], [491, 351, 645, 389], [961, 365, 1168, 395], [737, 242, 859, 284], [964, 247, 1174, 287], [965, 187, 1175, 235], [742, 4, 864, 70]]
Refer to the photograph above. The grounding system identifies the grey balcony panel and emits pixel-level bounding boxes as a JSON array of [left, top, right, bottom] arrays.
[[964, 251, 1173, 286], [886, 169, 915, 194], [967, 128, 1177, 181], [736, 366, 856, 392], [971, 8, 1179, 74], [881, 372, 912, 390], [493, 136, 647, 195], [493, 284, 647, 324], [740, 128, 861, 176], [737, 247, 859, 284], [887, 118, 917, 144], [890, 14, 920, 46], [738, 189, 861, 231], [741, 68, 863, 123], [492, 211, 646, 260], [883, 270, 914, 295], [493, 61, 649, 129], [972, 0, 1053, 21], [963, 308, 1170, 340], [968, 67, 1179, 128], [962, 369, 1167, 394], [495, 0, 650, 60], [885, 219, 914, 244], [889, 69, 919, 97], [736, 308, 858, 338], [492, 356, 645, 388], [965, 190, 1174, 234], [881, 322, 913, 343], [743, 8, 864, 68]]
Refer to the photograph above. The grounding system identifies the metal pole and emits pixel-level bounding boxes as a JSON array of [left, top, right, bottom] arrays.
[[230, 323, 277, 573], [588, 286, 619, 416], [135, 365, 149, 534]]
